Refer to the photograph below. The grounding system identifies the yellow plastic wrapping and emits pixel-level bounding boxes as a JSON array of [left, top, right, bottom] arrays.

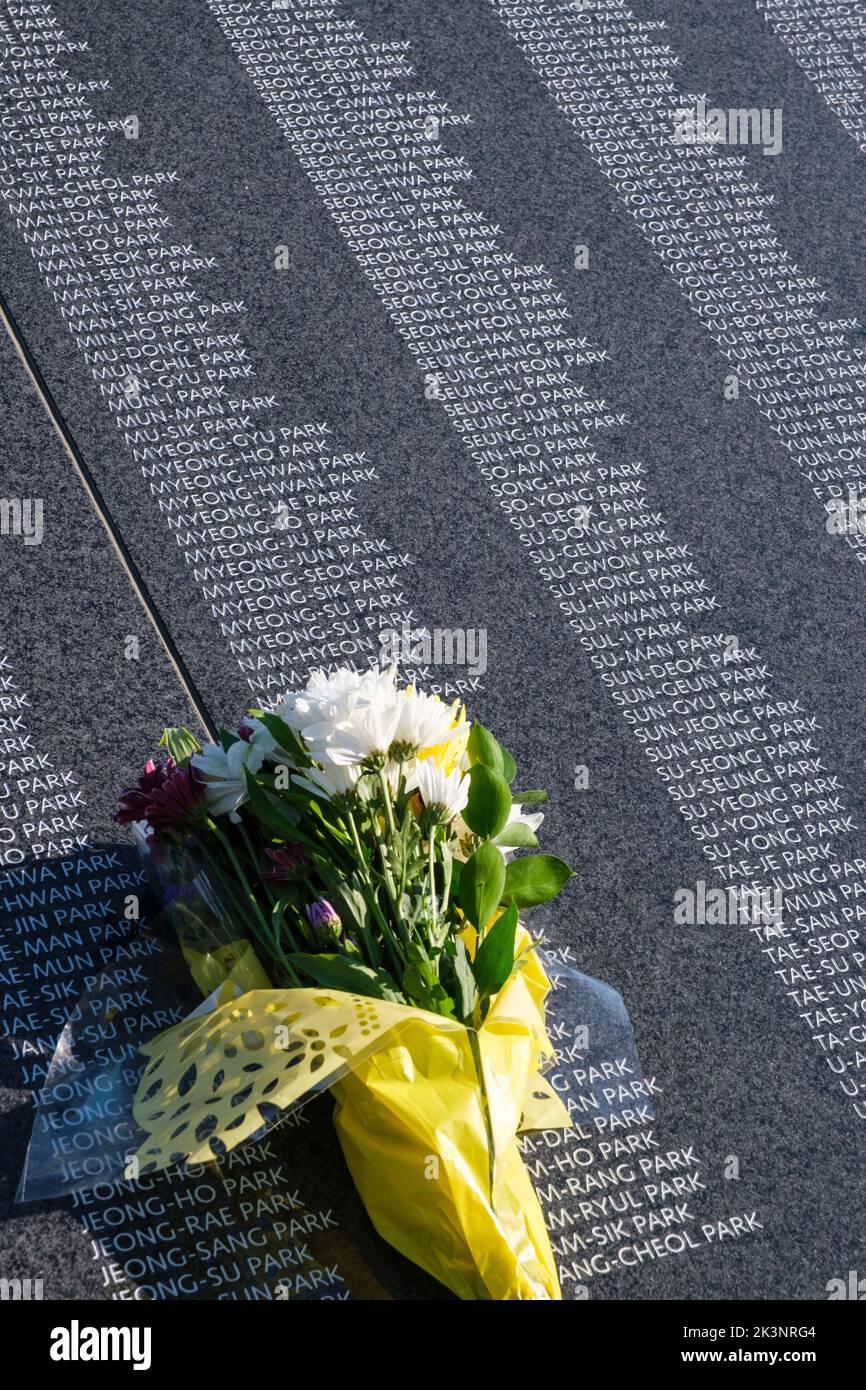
[[129, 938, 571, 1300], [331, 945, 568, 1300], [181, 938, 272, 998]]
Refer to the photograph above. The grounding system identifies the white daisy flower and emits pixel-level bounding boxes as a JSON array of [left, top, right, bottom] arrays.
[[314, 697, 402, 767], [272, 666, 401, 765], [391, 687, 467, 754], [416, 760, 470, 822], [293, 760, 361, 801]]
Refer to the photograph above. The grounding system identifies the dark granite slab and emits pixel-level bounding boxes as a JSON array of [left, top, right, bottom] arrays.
[[0, 0, 864, 1300], [0, 322, 202, 1295]]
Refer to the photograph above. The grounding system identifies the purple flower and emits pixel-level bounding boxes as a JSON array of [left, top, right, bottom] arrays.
[[237, 723, 254, 743], [304, 897, 342, 947], [144, 765, 205, 833], [263, 843, 306, 882], [116, 758, 173, 825]]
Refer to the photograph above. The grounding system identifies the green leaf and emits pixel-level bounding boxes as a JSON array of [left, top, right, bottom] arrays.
[[501, 746, 517, 784], [472, 900, 518, 1000], [502, 854, 574, 908], [402, 942, 455, 1016], [466, 722, 505, 775], [327, 881, 368, 930], [510, 789, 548, 805], [459, 841, 506, 933], [241, 779, 327, 860], [159, 727, 200, 766], [464, 764, 512, 840], [325, 880, 381, 965], [287, 952, 403, 1002], [255, 712, 311, 766], [243, 768, 298, 837], [440, 937, 478, 1023], [439, 837, 454, 911], [493, 821, 539, 849], [257, 779, 350, 846], [449, 856, 463, 900]]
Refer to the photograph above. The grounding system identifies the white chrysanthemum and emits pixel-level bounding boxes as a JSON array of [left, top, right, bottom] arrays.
[[391, 687, 467, 753], [314, 697, 403, 767], [380, 757, 419, 796], [294, 668, 398, 765], [362, 663, 401, 702], [272, 666, 401, 764], [270, 668, 369, 733], [416, 760, 469, 822], [191, 728, 273, 822], [293, 760, 361, 801]]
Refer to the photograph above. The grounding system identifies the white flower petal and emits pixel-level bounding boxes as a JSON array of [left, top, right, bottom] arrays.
[[416, 760, 469, 820]]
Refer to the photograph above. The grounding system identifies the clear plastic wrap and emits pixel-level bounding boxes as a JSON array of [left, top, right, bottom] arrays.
[[18, 851, 647, 1300]]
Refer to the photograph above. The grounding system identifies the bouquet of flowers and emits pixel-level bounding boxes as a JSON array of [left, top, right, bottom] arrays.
[[114, 666, 576, 1300]]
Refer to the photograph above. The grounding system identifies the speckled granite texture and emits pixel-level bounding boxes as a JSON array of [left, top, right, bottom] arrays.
[[0, 0, 865, 1299]]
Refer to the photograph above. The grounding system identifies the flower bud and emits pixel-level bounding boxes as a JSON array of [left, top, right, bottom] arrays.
[[304, 897, 342, 947]]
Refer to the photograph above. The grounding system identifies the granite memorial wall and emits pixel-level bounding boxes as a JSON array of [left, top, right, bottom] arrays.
[[1, 0, 865, 1301]]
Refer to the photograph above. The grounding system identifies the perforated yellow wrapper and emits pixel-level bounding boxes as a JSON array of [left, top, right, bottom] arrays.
[[131, 943, 570, 1300], [331, 948, 569, 1300]]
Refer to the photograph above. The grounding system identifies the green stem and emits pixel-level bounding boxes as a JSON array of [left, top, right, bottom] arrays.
[[238, 822, 305, 982], [210, 823, 269, 936], [468, 1026, 497, 1203], [265, 889, 303, 961], [346, 809, 369, 875], [347, 810, 404, 975], [428, 823, 439, 942], [210, 822, 299, 983], [369, 893, 405, 977], [370, 801, 404, 934], [237, 821, 264, 880], [373, 780, 400, 905], [378, 770, 398, 838]]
